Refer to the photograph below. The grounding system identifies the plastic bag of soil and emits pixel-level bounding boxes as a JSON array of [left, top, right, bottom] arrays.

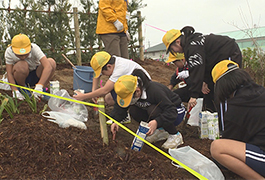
[[48, 89, 88, 122], [169, 146, 224, 180], [0, 72, 11, 90]]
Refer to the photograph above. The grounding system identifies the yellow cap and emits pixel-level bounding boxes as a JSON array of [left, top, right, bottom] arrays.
[[90, 51, 111, 78], [165, 52, 184, 63], [11, 34, 31, 55], [212, 60, 239, 83], [162, 29, 182, 54], [114, 75, 138, 108]]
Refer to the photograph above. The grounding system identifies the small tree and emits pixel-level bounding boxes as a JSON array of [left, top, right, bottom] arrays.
[[79, 0, 98, 63], [242, 47, 265, 86], [127, 0, 146, 59], [34, 0, 74, 61], [231, 1, 265, 85]]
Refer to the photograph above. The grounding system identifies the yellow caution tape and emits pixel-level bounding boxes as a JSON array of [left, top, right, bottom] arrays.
[[99, 110, 208, 180], [0, 80, 207, 179], [0, 80, 104, 108]]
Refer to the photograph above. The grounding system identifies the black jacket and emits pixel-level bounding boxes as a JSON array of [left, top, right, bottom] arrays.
[[223, 83, 265, 151], [169, 66, 191, 87], [110, 81, 182, 127], [182, 33, 242, 98]]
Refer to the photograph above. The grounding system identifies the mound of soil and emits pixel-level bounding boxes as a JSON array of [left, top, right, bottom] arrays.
[[0, 59, 241, 179]]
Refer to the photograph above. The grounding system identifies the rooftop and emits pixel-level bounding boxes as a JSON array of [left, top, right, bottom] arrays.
[[144, 26, 265, 53]]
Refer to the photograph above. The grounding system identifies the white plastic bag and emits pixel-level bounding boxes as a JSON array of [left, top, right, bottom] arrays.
[[0, 72, 11, 90], [169, 146, 224, 180], [48, 89, 88, 122], [188, 98, 203, 126], [42, 111, 87, 130]]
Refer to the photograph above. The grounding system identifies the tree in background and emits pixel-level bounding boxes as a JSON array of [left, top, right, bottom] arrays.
[[36, 0, 74, 62], [0, 0, 146, 65], [79, 0, 98, 63], [232, 1, 265, 86], [127, 0, 146, 60], [242, 47, 265, 86], [0, 0, 74, 62]]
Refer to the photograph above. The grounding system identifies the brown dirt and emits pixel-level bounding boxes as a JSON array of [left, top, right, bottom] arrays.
[[0, 59, 242, 179]]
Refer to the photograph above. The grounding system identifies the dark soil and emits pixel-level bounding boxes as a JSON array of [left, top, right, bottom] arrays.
[[0, 59, 242, 179]]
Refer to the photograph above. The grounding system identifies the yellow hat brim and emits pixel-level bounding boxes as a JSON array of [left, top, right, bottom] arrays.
[[117, 92, 134, 108], [165, 53, 184, 63], [93, 68, 101, 78], [162, 29, 182, 54], [12, 45, 31, 55]]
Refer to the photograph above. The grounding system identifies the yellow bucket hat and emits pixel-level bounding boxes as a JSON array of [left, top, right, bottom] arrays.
[[11, 34, 31, 55], [90, 51, 111, 78], [212, 60, 239, 83], [114, 75, 138, 108], [165, 52, 184, 63], [162, 29, 182, 54]]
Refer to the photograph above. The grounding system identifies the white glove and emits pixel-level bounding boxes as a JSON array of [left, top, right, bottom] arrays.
[[113, 19, 124, 31], [33, 84, 43, 100], [126, 31, 131, 41], [12, 90, 25, 100], [177, 70, 189, 79]]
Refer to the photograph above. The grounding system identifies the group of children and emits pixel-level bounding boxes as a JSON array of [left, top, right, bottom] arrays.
[[162, 26, 264, 179], [5, 25, 265, 179]]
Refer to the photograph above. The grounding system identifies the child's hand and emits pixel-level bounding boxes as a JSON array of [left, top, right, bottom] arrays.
[[111, 123, 119, 140], [146, 120, 157, 136], [73, 90, 86, 101]]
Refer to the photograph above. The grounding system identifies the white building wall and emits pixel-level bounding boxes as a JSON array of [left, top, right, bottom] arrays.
[[144, 51, 168, 61]]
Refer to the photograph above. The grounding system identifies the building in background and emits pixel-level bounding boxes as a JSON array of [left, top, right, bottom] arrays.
[[144, 43, 167, 61], [144, 26, 265, 61]]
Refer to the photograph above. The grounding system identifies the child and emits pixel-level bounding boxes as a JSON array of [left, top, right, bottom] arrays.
[[73, 51, 150, 124], [210, 60, 265, 179], [5, 33, 56, 100], [111, 69, 186, 149], [162, 26, 242, 112], [167, 52, 191, 103]]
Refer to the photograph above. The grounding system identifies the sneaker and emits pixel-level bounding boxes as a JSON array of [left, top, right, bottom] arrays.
[[146, 128, 169, 143], [120, 113, 131, 124], [106, 119, 113, 125], [106, 113, 131, 125], [162, 132, 184, 149]]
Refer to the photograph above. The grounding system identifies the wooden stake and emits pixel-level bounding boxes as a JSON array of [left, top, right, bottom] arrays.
[[137, 11, 144, 61], [73, 7, 82, 66], [98, 97, 109, 145]]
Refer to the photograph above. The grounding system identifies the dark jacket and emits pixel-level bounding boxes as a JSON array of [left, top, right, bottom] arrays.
[[223, 83, 265, 151], [110, 81, 182, 127], [182, 33, 242, 98], [169, 66, 190, 87]]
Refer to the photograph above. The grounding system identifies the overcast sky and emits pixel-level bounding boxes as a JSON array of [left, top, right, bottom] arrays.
[[5, 0, 265, 49], [140, 0, 265, 48]]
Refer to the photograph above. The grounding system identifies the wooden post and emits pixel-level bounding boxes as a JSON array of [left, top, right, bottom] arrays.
[[73, 7, 82, 66], [137, 11, 144, 61], [0, 57, 3, 71], [98, 97, 109, 145]]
